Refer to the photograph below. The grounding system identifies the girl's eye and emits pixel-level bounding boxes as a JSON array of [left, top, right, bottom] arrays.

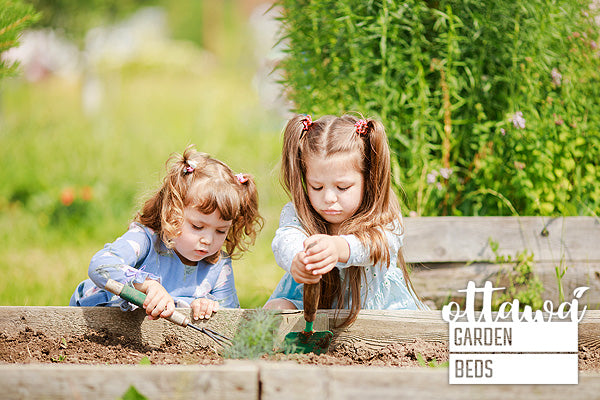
[[192, 225, 203, 230], [310, 186, 323, 191], [338, 186, 350, 191], [217, 230, 227, 235]]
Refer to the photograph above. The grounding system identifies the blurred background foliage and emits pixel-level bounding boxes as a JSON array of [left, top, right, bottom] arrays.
[[1, 0, 288, 307], [2, 0, 600, 308], [277, 0, 600, 216]]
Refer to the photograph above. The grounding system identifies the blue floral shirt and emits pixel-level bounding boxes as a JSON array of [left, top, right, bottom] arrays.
[[70, 222, 239, 310]]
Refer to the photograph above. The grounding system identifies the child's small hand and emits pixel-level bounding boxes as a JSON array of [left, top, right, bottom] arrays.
[[191, 298, 219, 320], [303, 234, 350, 275], [290, 251, 321, 284], [134, 279, 175, 320]]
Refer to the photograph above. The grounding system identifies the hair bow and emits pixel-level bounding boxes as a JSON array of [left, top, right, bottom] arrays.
[[354, 119, 368, 136], [184, 160, 197, 174], [301, 115, 313, 132], [236, 173, 248, 184]]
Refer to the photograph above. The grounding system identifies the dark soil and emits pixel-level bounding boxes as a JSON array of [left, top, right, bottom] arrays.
[[1, 328, 598, 370]]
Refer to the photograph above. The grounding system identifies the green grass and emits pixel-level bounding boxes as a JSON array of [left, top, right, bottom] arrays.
[[0, 56, 287, 308]]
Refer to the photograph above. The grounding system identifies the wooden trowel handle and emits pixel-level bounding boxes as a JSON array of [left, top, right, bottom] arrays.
[[303, 282, 320, 323]]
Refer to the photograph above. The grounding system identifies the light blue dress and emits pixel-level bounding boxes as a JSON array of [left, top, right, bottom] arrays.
[[267, 202, 426, 310], [70, 222, 239, 310]]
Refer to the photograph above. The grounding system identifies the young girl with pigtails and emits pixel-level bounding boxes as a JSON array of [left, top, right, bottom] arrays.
[[264, 114, 427, 327], [70, 145, 262, 322]]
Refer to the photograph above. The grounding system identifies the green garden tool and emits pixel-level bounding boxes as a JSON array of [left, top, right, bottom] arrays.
[[104, 279, 231, 347], [284, 281, 333, 354]]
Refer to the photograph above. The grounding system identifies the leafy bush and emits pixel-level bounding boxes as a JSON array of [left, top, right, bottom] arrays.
[[276, 0, 600, 216]]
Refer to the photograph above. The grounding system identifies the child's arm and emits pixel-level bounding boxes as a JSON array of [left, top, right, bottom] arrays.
[[271, 203, 309, 274], [87, 223, 170, 313], [189, 257, 239, 319], [301, 234, 350, 276], [336, 218, 404, 268]]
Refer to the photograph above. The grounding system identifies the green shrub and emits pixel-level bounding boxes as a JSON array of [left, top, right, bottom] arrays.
[[276, 0, 600, 216]]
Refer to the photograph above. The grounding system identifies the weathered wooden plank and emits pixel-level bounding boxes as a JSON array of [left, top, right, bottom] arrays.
[[2, 361, 600, 400], [325, 310, 448, 350], [0, 362, 259, 400], [324, 309, 600, 352], [403, 216, 600, 263], [260, 362, 600, 400], [411, 261, 600, 309], [2, 307, 600, 352]]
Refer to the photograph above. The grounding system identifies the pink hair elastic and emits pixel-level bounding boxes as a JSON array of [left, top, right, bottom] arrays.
[[354, 119, 368, 136], [236, 173, 248, 184], [184, 160, 197, 174], [301, 115, 313, 132]]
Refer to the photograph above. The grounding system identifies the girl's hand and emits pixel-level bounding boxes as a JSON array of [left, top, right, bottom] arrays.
[[303, 234, 350, 275], [190, 298, 220, 320], [133, 279, 175, 320], [290, 251, 321, 284]]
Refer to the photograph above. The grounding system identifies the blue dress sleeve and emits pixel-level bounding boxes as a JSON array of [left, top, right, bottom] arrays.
[[208, 257, 240, 308], [272, 202, 404, 270], [338, 217, 404, 268], [271, 202, 307, 273], [88, 222, 161, 289]]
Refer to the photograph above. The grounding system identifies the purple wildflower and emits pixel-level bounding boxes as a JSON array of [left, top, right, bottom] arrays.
[[439, 168, 453, 180], [553, 114, 564, 126], [500, 128, 506, 136], [511, 111, 526, 129], [426, 171, 438, 185], [551, 68, 562, 86]]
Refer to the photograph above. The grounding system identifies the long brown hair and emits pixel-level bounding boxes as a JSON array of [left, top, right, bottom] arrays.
[[281, 114, 422, 327], [136, 145, 263, 264]]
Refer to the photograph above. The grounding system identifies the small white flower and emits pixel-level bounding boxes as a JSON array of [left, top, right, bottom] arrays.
[[551, 68, 562, 86], [426, 170, 438, 185], [511, 111, 526, 129], [439, 168, 453, 180]]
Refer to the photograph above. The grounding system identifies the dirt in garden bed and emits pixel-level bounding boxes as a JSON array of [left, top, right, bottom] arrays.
[[1, 328, 599, 370]]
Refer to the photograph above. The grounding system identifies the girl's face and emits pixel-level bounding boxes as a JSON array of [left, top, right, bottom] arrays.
[[305, 153, 364, 233], [173, 207, 232, 266]]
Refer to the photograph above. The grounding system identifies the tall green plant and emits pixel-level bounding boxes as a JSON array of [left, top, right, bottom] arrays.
[[276, 0, 600, 216]]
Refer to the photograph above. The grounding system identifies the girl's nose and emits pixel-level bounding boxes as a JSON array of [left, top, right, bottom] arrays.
[[200, 233, 212, 245], [324, 189, 337, 203]]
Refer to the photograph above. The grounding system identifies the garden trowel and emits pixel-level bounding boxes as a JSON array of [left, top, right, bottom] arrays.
[[283, 242, 333, 354]]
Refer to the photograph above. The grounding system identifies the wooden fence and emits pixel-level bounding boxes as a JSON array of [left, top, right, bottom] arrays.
[[404, 216, 600, 307]]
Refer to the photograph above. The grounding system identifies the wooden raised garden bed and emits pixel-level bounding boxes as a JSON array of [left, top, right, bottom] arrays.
[[2, 216, 600, 399]]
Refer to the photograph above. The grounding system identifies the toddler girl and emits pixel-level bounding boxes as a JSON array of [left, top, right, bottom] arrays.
[[264, 114, 426, 326], [70, 145, 262, 321]]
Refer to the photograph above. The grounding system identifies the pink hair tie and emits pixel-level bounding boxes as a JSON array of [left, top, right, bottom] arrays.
[[354, 119, 368, 136], [301, 115, 313, 132], [236, 173, 248, 184], [184, 160, 197, 174]]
